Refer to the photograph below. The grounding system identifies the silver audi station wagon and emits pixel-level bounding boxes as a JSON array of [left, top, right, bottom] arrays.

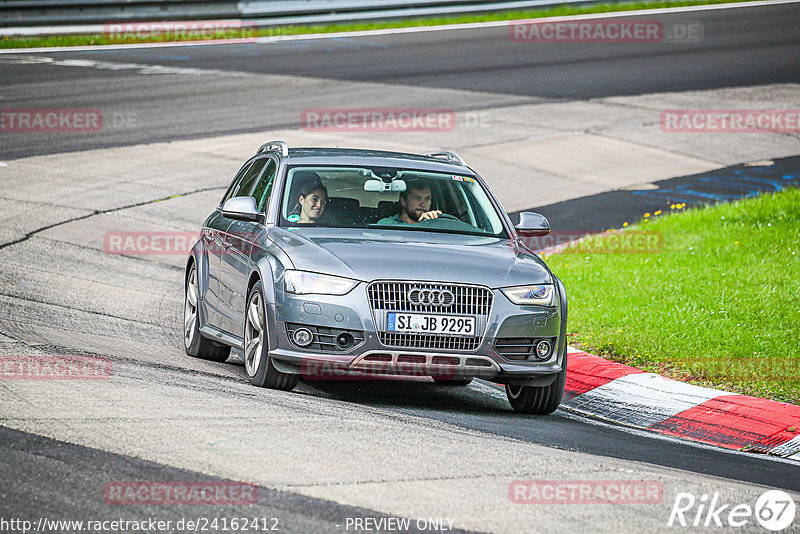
[[184, 141, 568, 414]]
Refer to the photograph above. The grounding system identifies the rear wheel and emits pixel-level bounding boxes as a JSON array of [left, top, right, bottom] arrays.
[[244, 281, 298, 391], [505, 354, 567, 414], [184, 265, 230, 362], [433, 377, 474, 386]]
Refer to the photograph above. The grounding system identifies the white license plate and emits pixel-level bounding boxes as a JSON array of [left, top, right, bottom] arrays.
[[387, 313, 476, 336]]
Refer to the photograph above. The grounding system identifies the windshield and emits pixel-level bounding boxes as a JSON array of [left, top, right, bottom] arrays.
[[279, 166, 507, 237]]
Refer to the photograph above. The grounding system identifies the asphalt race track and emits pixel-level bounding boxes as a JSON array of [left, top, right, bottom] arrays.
[[2, 2, 800, 159], [1, 2, 799, 533]]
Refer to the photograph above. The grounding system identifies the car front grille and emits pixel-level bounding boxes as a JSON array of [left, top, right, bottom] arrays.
[[368, 281, 493, 351]]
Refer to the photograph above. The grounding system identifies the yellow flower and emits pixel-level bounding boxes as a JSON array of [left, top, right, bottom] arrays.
[[670, 204, 676, 209], [734, 241, 739, 245], [623, 222, 628, 227], [654, 210, 662, 215], [644, 213, 650, 218]]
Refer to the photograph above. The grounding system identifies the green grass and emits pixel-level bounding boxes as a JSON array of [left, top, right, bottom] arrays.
[[2, 0, 754, 49], [544, 188, 800, 404]]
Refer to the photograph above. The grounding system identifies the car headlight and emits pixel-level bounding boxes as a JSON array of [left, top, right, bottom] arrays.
[[284, 270, 358, 295], [501, 284, 556, 306]]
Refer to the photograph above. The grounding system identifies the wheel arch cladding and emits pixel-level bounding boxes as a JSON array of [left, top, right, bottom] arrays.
[[554, 274, 568, 367], [186, 240, 205, 291], [249, 257, 277, 304]]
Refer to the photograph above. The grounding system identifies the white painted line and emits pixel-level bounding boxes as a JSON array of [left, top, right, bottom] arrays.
[[566, 372, 731, 428], [769, 435, 800, 457], [470, 380, 800, 464], [558, 407, 800, 466], [0, 55, 254, 77], [470, 379, 506, 396], [1, 0, 797, 55], [0, 37, 260, 55]]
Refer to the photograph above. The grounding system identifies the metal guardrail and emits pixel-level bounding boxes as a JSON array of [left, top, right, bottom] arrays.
[[0, 0, 604, 35], [2, 1, 239, 27]]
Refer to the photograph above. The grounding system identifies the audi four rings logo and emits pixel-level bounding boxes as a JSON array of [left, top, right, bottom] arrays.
[[408, 288, 455, 306]]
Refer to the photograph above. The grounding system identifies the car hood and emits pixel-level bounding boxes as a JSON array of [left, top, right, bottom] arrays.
[[268, 227, 551, 287]]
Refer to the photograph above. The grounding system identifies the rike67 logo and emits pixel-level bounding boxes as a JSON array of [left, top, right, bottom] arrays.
[[668, 490, 796, 531]]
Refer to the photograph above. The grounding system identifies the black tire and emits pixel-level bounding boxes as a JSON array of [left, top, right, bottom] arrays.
[[243, 281, 298, 391], [433, 377, 474, 386], [184, 264, 230, 362], [505, 353, 567, 414]]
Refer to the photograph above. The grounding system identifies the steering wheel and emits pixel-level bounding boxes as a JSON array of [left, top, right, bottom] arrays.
[[417, 212, 478, 231], [429, 213, 459, 221]]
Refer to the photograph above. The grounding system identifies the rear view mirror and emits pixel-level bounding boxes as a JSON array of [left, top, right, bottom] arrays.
[[364, 179, 406, 193], [515, 212, 550, 237]]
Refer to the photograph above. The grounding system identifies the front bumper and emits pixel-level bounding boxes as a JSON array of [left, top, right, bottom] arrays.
[[267, 281, 564, 382]]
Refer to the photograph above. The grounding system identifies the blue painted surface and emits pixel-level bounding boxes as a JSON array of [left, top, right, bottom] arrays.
[[633, 165, 800, 204]]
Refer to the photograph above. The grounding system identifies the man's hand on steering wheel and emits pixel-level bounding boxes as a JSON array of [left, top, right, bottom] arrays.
[[417, 210, 443, 221]]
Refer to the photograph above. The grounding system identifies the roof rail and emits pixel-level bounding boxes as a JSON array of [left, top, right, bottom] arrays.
[[426, 150, 466, 166], [256, 140, 288, 157]]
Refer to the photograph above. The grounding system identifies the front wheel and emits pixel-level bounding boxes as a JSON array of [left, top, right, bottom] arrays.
[[244, 281, 298, 391], [505, 355, 567, 414]]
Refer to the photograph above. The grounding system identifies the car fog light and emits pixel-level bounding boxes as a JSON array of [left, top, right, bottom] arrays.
[[535, 340, 551, 360], [293, 328, 313, 347], [336, 333, 354, 349]]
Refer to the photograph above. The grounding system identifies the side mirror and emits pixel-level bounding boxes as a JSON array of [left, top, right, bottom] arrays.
[[515, 212, 550, 237], [222, 196, 263, 223]]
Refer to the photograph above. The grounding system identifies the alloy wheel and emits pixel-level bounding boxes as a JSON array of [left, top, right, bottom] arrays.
[[244, 291, 264, 377], [184, 269, 199, 348]]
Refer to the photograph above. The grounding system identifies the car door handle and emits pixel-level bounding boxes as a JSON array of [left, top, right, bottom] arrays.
[[222, 239, 232, 250]]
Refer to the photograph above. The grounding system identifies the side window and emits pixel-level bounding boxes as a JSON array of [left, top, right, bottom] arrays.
[[230, 158, 267, 200], [220, 161, 253, 206], [251, 159, 277, 211]]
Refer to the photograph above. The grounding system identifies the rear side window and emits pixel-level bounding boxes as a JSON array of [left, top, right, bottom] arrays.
[[251, 159, 278, 211], [220, 161, 253, 206], [231, 159, 268, 200]]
